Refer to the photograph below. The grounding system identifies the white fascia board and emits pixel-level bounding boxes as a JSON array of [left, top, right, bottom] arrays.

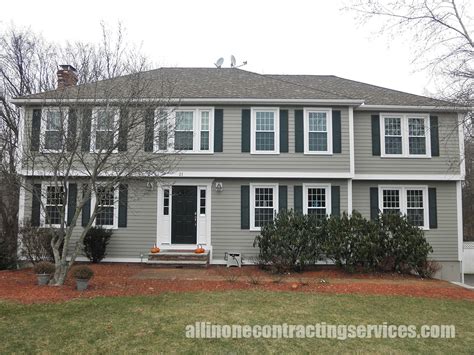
[[356, 104, 473, 113], [11, 97, 365, 106], [354, 174, 462, 181]]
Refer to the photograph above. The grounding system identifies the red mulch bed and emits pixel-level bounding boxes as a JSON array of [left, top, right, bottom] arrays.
[[0, 264, 472, 304]]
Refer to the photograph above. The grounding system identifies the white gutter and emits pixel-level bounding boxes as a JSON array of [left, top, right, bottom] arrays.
[[10, 97, 365, 106], [356, 104, 472, 112]]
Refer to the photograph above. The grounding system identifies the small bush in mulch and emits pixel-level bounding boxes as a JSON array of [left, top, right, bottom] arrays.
[[83, 227, 112, 263], [33, 261, 55, 275], [70, 265, 94, 280]]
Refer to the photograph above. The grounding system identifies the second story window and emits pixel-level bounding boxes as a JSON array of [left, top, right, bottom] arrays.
[[41, 108, 67, 152], [156, 108, 214, 153], [251, 108, 280, 154], [93, 108, 118, 152], [304, 108, 332, 154], [381, 114, 430, 158]]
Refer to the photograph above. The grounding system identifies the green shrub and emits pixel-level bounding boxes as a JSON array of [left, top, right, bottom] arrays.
[[83, 227, 112, 263], [33, 261, 55, 274], [253, 209, 327, 273], [70, 265, 94, 280]]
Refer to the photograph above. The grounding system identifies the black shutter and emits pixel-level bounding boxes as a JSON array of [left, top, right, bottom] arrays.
[[280, 110, 289, 153], [370, 187, 379, 220], [429, 187, 438, 229], [333, 110, 342, 153], [118, 108, 128, 152], [294, 185, 303, 214], [295, 109, 304, 153], [214, 109, 224, 152], [31, 109, 41, 152], [331, 185, 340, 217], [241, 185, 250, 229], [279, 185, 287, 212], [144, 108, 155, 152], [81, 184, 91, 227], [241, 109, 250, 153], [31, 183, 42, 226], [430, 116, 439, 157], [67, 108, 77, 152], [371, 114, 381, 156], [118, 184, 128, 227], [81, 108, 92, 152], [67, 183, 77, 226]]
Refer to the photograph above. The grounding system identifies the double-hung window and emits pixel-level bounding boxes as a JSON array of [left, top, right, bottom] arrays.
[[379, 186, 429, 229], [303, 184, 331, 218], [250, 184, 279, 230], [251, 108, 279, 154], [41, 108, 67, 152], [381, 114, 430, 157], [304, 108, 332, 154], [158, 108, 214, 153], [93, 108, 119, 152], [93, 185, 118, 228], [42, 184, 65, 226]]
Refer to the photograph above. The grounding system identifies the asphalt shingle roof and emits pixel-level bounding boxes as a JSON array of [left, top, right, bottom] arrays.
[[17, 67, 451, 106]]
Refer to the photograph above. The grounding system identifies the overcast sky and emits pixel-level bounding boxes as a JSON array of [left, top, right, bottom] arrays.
[[1, 0, 438, 97]]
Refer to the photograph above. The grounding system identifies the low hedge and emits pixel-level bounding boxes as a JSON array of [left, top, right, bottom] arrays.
[[254, 210, 434, 277]]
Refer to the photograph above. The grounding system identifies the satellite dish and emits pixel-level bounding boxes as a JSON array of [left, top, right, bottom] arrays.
[[230, 55, 236, 67], [214, 57, 224, 68]]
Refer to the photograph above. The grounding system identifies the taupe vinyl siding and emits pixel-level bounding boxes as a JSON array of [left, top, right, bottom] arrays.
[[352, 180, 459, 261], [22, 106, 351, 173], [354, 111, 460, 175], [23, 179, 157, 259], [211, 178, 348, 261]]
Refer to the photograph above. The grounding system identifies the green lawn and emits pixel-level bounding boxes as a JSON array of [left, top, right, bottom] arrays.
[[1, 291, 473, 354]]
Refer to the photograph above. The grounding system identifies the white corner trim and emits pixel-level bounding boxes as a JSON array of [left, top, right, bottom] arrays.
[[457, 181, 463, 262], [18, 177, 26, 227], [347, 179, 353, 214], [458, 113, 466, 180], [353, 174, 462, 181], [348, 107, 355, 175]]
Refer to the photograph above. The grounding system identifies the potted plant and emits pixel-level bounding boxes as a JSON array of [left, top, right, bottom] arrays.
[[33, 261, 55, 285], [71, 265, 94, 291]]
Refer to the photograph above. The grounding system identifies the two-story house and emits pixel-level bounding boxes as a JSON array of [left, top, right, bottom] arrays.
[[12, 67, 465, 281]]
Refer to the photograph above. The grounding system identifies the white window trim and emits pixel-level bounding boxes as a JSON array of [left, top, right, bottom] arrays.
[[40, 107, 68, 153], [91, 184, 119, 229], [378, 185, 429, 230], [380, 113, 431, 158], [303, 183, 332, 217], [40, 182, 68, 228], [155, 107, 214, 154], [91, 107, 120, 153], [303, 108, 333, 155], [250, 107, 280, 155], [249, 183, 279, 231]]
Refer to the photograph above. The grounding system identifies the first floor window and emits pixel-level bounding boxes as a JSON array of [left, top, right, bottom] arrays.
[[251, 108, 279, 154], [45, 185, 65, 225], [379, 186, 428, 228], [163, 188, 170, 215], [199, 189, 206, 215], [303, 185, 331, 218], [96, 186, 115, 226], [251, 185, 278, 229]]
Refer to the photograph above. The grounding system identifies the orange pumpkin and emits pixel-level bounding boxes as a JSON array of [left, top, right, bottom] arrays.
[[195, 244, 205, 254], [150, 244, 160, 254]]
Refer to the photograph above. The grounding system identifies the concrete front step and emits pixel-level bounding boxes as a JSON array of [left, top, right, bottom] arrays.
[[147, 250, 210, 268]]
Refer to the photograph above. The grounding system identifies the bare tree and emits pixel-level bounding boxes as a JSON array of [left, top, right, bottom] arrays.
[[0, 22, 180, 282]]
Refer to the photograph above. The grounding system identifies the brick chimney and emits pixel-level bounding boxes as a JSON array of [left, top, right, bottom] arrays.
[[57, 65, 78, 89]]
